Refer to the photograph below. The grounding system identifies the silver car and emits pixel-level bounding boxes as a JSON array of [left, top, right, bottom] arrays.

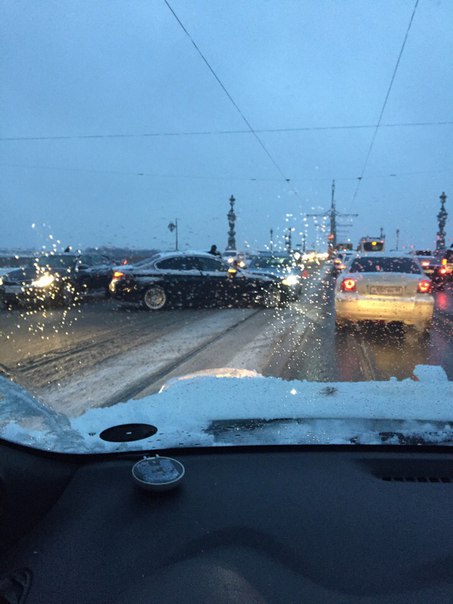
[[334, 253, 434, 334]]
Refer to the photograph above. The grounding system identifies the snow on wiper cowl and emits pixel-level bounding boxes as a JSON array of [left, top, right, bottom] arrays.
[[0, 366, 452, 453]]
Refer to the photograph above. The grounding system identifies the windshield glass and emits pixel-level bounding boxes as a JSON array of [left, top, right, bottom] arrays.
[[362, 241, 385, 252], [36, 255, 76, 269], [248, 257, 293, 269], [349, 257, 422, 274], [1, 1, 452, 454]]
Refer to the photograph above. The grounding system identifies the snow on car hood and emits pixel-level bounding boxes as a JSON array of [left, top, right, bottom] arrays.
[[0, 365, 452, 453]]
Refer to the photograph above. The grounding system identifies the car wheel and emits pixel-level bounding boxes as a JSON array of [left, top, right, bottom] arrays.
[[143, 285, 167, 310], [335, 319, 349, 332], [79, 277, 91, 294], [2, 300, 17, 311], [262, 288, 282, 308], [59, 285, 75, 307], [413, 321, 432, 337]]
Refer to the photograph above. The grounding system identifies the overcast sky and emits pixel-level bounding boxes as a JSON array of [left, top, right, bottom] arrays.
[[1, 0, 452, 253]]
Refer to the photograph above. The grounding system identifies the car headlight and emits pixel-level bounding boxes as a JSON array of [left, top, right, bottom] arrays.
[[281, 274, 300, 287], [31, 274, 55, 288], [0, 276, 3, 286]]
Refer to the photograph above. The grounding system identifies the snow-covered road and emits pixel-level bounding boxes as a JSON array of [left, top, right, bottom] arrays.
[[1, 265, 453, 417]]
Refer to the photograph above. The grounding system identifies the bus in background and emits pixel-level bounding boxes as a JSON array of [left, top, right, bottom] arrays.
[[358, 237, 385, 253]]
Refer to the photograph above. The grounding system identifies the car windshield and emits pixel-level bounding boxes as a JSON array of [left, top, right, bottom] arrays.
[[36, 255, 76, 269], [1, 1, 453, 454], [248, 257, 293, 269], [349, 257, 422, 274], [362, 241, 385, 252], [415, 250, 433, 257]]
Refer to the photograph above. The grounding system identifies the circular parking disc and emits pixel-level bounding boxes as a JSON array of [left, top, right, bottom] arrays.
[[99, 423, 157, 443], [132, 455, 185, 492]]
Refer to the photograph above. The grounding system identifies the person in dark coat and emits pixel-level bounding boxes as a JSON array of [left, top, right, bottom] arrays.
[[208, 244, 221, 257]]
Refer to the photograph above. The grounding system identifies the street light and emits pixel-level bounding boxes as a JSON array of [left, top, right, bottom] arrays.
[[168, 218, 179, 251], [286, 227, 295, 252]]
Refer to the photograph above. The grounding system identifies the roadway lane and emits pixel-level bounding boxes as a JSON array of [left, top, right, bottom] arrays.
[[280, 274, 453, 382], [1, 266, 452, 416]]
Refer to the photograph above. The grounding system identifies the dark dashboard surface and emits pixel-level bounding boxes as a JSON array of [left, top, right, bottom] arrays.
[[1, 445, 453, 603]]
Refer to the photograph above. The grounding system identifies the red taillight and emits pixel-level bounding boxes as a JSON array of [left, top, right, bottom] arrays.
[[421, 260, 429, 267], [440, 268, 447, 275], [113, 271, 125, 279], [417, 279, 431, 294], [341, 278, 356, 292]]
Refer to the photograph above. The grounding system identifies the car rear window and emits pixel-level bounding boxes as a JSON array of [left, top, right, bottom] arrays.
[[248, 257, 292, 269], [155, 257, 202, 271], [37, 255, 76, 268], [362, 241, 384, 252], [349, 257, 421, 274]]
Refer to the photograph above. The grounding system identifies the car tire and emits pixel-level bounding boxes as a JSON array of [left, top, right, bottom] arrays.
[[2, 300, 17, 311], [79, 277, 91, 295], [262, 288, 282, 308], [59, 285, 75, 308], [143, 285, 167, 310], [413, 321, 432, 337], [335, 319, 350, 332]]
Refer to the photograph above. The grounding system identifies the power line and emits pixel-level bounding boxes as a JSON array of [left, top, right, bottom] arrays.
[[163, 0, 291, 185], [2, 161, 449, 182], [351, 0, 420, 204], [1, 120, 451, 143]]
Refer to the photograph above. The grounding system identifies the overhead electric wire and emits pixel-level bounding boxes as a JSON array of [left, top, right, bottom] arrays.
[[351, 0, 420, 203], [0, 120, 452, 142], [1, 161, 449, 182], [163, 0, 292, 184]]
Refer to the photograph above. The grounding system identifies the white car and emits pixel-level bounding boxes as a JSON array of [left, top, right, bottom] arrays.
[[335, 253, 434, 334]]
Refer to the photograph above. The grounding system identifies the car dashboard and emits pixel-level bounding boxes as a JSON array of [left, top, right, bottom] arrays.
[[1, 444, 453, 603]]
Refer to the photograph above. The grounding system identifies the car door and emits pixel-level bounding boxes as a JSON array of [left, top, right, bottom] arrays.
[[197, 256, 239, 305], [154, 256, 205, 307], [77, 255, 111, 290]]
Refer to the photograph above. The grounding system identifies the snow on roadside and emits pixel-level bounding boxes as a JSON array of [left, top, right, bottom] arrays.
[[37, 308, 258, 415], [35, 263, 333, 415]]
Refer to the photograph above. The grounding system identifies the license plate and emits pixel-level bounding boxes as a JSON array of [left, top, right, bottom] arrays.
[[369, 286, 403, 295], [4, 285, 22, 294]]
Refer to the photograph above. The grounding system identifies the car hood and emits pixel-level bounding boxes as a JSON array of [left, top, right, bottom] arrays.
[[0, 366, 452, 453], [237, 269, 275, 281], [2, 267, 39, 282], [2, 265, 74, 283], [246, 266, 292, 278]]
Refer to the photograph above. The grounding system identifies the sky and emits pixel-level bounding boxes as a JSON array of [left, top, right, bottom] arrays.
[[1, 0, 452, 254]]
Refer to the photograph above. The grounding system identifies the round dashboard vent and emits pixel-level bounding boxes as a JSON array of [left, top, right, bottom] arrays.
[[99, 423, 157, 443]]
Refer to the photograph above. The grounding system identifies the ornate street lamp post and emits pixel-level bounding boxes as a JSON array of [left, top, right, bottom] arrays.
[[226, 195, 237, 251], [436, 192, 447, 251], [286, 227, 295, 252]]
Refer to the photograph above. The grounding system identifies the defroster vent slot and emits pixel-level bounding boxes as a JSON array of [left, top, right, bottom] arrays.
[[381, 475, 453, 483]]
